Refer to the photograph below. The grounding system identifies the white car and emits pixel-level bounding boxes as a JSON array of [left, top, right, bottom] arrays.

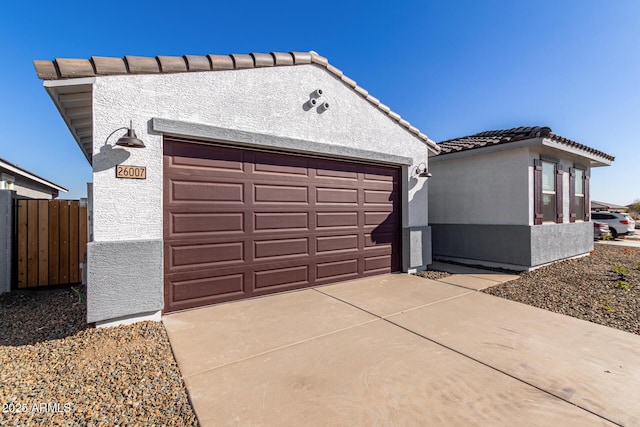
[[591, 212, 636, 239]]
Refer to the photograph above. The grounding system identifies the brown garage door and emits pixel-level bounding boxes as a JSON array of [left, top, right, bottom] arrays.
[[163, 137, 401, 312]]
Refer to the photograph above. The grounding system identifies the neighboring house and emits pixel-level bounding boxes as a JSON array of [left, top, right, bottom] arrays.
[[0, 157, 67, 199], [429, 126, 614, 271], [591, 200, 627, 213], [0, 158, 67, 294], [34, 51, 440, 326]]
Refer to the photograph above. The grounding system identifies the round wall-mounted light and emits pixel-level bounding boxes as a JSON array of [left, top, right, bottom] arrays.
[[115, 121, 146, 148], [413, 163, 432, 178]]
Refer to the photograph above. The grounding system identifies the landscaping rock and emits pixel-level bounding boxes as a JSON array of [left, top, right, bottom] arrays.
[[483, 245, 640, 335], [0, 287, 197, 426]]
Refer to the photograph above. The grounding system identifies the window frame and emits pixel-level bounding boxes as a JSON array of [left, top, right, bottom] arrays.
[[534, 158, 563, 225]]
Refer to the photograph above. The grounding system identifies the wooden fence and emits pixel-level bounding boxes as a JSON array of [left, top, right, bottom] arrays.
[[16, 199, 87, 288]]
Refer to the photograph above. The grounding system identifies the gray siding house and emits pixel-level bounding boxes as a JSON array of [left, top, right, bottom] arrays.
[[429, 126, 614, 270], [0, 157, 67, 199], [35, 51, 439, 326]]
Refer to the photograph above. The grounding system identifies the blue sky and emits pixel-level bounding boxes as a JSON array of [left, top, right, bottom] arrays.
[[0, 0, 638, 204]]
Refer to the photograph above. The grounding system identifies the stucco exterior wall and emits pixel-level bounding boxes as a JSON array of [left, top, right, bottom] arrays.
[[89, 64, 432, 323], [429, 148, 530, 225], [12, 176, 58, 199], [92, 64, 430, 242], [430, 145, 594, 269]]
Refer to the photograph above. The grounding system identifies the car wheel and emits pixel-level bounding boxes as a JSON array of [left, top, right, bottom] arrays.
[[611, 228, 618, 239]]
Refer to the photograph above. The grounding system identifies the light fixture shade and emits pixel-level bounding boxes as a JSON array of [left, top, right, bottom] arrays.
[[116, 125, 145, 148]]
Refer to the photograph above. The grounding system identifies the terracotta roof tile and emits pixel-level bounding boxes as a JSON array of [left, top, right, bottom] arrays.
[[438, 126, 614, 161], [271, 52, 294, 66], [291, 51, 312, 64], [33, 60, 58, 79], [250, 52, 274, 68], [56, 58, 95, 78], [208, 54, 234, 70], [33, 50, 439, 152], [184, 55, 211, 71], [230, 53, 254, 69], [124, 56, 160, 74], [309, 51, 329, 67], [91, 56, 127, 75], [157, 56, 188, 73]]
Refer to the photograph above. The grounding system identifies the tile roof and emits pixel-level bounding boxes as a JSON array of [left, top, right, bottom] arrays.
[[437, 126, 614, 161], [33, 51, 439, 152]]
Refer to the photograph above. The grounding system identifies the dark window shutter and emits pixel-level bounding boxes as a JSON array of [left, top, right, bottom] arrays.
[[584, 173, 590, 221], [555, 166, 563, 223], [533, 159, 543, 225], [569, 168, 576, 223]]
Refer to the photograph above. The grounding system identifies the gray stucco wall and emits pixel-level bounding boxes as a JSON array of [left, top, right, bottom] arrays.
[[87, 239, 163, 323], [431, 222, 593, 269], [87, 63, 433, 322], [530, 222, 593, 266], [429, 148, 531, 225], [0, 190, 13, 293]]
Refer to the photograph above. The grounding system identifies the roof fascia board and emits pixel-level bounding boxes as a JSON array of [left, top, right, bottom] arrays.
[[43, 77, 96, 88], [430, 138, 540, 163], [152, 117, 413, 166], [541, 137, 612, 167], [0, 160, 68, 192]]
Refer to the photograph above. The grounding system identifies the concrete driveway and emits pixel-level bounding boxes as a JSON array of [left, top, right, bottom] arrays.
[[164, 272, 640, 426]]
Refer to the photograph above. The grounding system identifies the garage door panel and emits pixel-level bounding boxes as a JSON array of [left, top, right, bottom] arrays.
[[169, 212, 244, 236], [315, 159, 359, 179], [254, 212, 309, 231], [254, 184, 309, 204], [171, 273, 245, 302], [172, 181, 244, 203], [316, 212, 359, 228], [169, 242, 244, 270], [254, 238, 309, 260], [166, 143, 245, 171], [254, 265, 309, 290], [316, 234, 359, 253], [253, 152, 310, 176], [316, 187, 358, 204], [364, 255, 393, 273], [365, 232, 397, 247], [316, 258, 359, 279], [164, 137, 400, 312], [364, 189, 395, 205]]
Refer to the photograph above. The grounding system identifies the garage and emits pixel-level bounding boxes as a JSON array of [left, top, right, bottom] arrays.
[[163, 136, 401, 312], [37, 50, 439, 325]]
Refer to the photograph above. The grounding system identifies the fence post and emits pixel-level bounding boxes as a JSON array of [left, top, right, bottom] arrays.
[[0, 190, 14, 293]]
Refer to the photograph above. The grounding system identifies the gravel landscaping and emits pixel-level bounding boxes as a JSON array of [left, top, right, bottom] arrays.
[[483, 245, 640, 335], [0, 287, 197, 426], [414, 270, 452, 280]]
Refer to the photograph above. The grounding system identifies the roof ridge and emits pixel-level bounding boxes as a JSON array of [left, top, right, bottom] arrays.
[[33, 51, 439, 152]]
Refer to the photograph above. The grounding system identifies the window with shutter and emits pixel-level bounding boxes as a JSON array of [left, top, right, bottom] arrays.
[[583, 173, 590, 221], [574, 169, 585, 221], [569, 168, 576, 223], [555, 166, 563, 223], [542, 161, 556, 222], [533, 160, 543, 225]]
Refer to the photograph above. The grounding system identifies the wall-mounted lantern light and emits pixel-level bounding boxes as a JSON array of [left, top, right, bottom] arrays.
[[114, 121, 146, 148], [413, 162, 432, 178]]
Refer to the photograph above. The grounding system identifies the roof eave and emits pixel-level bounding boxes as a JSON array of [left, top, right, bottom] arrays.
[[541, 138, 613, 167], [0, 159, 68, 192], [43, 78, 95, 165], [34, 51, 439, 154]]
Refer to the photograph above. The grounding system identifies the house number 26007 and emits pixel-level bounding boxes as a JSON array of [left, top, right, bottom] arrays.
[[116, 165, 147, 179]]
